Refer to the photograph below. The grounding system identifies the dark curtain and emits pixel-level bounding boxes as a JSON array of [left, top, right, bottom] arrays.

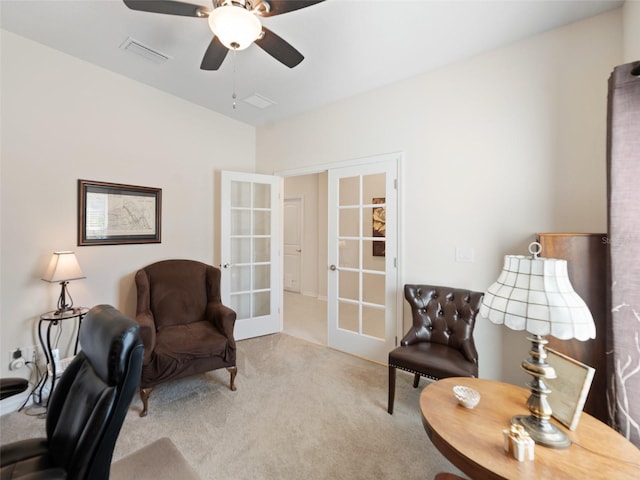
[[607, 60, 640, 447]]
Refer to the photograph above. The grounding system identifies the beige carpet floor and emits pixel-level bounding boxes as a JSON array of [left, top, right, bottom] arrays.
[[111, 437, 200, 480], [0, 333, 464, 480]]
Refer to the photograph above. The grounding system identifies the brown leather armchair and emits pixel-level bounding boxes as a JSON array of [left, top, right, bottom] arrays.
[[387, 284, 483, 414], [135, 259, 237, 416]]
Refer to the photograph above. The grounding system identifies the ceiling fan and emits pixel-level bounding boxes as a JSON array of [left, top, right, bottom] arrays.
[[123, 0, 325, 70]]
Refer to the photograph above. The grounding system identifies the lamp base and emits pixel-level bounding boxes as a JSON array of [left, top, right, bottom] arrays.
[[55, 281, 74, 315], [512, 414, 570, 449]]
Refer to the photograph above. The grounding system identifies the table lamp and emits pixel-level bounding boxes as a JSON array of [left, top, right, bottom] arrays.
[[479, 242, 595, 448], [42, 251, 86, 315]]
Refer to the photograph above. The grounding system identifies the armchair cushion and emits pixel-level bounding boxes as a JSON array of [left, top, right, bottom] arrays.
[[389, 343, 478, 379]]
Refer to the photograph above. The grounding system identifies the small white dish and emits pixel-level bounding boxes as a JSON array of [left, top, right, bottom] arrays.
[[453, 385, 480, 409]]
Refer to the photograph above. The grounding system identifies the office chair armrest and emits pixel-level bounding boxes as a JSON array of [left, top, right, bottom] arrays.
[[0, 439, 66, 479], [0, 438, 48, 467], [207, 303, 237, 350]]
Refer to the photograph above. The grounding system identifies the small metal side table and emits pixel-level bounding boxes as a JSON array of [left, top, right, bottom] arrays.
[[38, 307, 88, 404]]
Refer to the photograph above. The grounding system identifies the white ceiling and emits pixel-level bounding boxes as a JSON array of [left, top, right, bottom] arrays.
[[1, 0, 624, 126]]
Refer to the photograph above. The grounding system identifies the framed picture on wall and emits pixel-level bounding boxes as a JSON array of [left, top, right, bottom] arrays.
[[372, 197, 385, 257], [546, 348, 595, 431], [78, 179, 162, 246]]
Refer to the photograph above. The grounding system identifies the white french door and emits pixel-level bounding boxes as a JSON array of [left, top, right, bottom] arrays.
[[327, 157, 398, 364], [220, 171, 282, 340]]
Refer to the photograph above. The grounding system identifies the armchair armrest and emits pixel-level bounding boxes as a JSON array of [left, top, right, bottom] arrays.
[[134, 269, 156, 364], [207, 302, 236, 350], [460, 338, 479, 364], [400, 326, 429, 346], [135, 311, 156, 365]]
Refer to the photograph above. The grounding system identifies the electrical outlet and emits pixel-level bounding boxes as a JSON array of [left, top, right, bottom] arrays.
[[10, 348, 22, 362], [9, 348, 25, 370]]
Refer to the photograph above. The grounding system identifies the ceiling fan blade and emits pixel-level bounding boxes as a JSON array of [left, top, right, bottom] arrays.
[[255, 27, 303, 68], [123, 1, 209, 17], [259, 0, 325, 17], [201, 36, 229, 70]]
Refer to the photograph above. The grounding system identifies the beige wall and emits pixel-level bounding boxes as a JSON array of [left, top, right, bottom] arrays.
[[0, 31, 256, 377], [257, 10, 623, 383], [624, 0, 640, 61]]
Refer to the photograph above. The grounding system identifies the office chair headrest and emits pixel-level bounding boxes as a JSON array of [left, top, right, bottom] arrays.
[[79, 305, 140, 385]]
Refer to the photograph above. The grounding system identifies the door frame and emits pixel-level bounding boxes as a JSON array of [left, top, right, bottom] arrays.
[[276, 152, 404, 358]]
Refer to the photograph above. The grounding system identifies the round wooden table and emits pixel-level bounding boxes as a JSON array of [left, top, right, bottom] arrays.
[[420, 377, 640, 479]]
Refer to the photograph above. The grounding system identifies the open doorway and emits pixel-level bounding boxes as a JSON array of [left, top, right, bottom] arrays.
[[282, 172, 328, 346]]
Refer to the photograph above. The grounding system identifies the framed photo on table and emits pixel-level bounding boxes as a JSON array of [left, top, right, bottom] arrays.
[[78, 179, 162, 246], [546, 348, 595, 431]]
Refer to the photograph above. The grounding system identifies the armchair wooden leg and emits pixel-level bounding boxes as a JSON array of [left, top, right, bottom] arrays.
[[227, 366, 237, 391], [413, 373, 421, 388], [388, 365, 396, 414], [139, 387, 153, 417]]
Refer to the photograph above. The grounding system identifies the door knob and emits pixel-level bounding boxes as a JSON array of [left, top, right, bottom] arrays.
[[222, 263, 231, 268]]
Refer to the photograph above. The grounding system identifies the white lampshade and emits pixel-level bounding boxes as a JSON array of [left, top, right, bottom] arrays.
[[42, 251, 85, 283], [208, 5, 262, 50], [479, 252, 596, 341]]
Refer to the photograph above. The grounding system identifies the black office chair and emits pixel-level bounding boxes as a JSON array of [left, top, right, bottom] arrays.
[[0, 305, 143, 480]]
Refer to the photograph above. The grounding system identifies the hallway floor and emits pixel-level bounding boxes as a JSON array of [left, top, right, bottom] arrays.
[[283, 291, 327, 346]]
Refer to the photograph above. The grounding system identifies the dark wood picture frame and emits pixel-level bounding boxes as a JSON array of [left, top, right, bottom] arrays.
[[78, 179, 162, 246]]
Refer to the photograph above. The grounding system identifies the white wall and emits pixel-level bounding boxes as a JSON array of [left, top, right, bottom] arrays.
[[257, 10, 623, 383], [0, 31, 255, 378], [624, 0, 640, 61]]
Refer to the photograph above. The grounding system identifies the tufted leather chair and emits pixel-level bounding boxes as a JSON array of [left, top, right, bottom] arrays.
[[387, 285, 483, 414], [0, 305, 143, 480], [135, 259, 237, 417]]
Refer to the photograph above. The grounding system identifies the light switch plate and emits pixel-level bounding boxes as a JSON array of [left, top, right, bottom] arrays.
[[455, 246, 475, 263]]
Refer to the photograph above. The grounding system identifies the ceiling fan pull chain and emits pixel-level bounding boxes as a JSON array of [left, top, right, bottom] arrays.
[[232, 48, 237, 109]]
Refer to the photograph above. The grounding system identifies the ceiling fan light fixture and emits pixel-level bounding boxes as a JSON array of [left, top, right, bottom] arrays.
[[208, 5, 262, 50]]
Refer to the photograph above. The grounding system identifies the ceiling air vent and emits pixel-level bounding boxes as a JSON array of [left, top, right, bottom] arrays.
[[119, 37, 169, 64], [242, 93, 276, 109]]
